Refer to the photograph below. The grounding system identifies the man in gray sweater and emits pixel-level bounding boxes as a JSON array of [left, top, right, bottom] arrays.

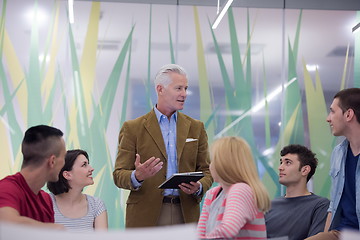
[[265, 144, 329, 240]]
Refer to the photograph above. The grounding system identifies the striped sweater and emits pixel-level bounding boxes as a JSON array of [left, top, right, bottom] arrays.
[[50, 193, 106, 232], [197, 183, 266, 239]]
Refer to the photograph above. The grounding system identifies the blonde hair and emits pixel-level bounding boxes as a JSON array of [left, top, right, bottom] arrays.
[[211, 136, 270, 212]]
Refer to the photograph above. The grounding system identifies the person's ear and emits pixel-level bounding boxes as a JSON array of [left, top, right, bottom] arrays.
[[346, 109, 355, 121], [301, 165, 311, 176], [48, 155, 56, 168], [62, 170, 71, 180], [157, 84, 164, 95]]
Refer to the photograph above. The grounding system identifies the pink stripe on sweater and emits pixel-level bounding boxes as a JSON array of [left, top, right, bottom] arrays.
[[242, 223, 267, 231]]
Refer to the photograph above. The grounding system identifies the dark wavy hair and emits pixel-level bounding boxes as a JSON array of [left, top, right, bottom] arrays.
[[280, 144, 318, 182], [47, 149, 89, 195]]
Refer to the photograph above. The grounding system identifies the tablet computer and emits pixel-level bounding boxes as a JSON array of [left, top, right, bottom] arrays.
[[158, 171, 204, 189]]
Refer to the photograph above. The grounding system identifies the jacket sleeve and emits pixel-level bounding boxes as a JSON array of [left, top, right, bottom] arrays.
[[113, 121, 138, 191], [196, 122, 213, 197]]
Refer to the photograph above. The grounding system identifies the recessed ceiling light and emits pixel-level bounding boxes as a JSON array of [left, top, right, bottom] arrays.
[[306, 64, 319, 72], [38, 54, 50, 63], [25, 7, 47, 26]]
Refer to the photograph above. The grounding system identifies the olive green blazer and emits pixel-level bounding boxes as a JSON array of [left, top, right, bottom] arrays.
[[113, 110, 213, 227]]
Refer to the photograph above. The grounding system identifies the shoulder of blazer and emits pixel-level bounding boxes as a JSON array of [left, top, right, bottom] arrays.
[[178, 112, 202, 125], [125, 110, 155, 126]]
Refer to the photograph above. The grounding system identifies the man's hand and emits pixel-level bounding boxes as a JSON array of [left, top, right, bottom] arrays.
[[134, 154, 163, 181], [179, 181, 200, 195]]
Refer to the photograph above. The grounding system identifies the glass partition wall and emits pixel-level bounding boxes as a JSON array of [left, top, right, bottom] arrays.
[[0, 0, 358, 228]]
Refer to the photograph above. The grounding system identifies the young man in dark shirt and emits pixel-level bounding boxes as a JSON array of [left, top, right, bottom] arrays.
[[265, 144, 329, 240]]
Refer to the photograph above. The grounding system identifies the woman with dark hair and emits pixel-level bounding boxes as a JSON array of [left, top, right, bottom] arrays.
[[47, 149, 108, 232]]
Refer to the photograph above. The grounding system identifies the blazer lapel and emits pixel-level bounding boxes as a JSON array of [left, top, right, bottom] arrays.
[[176, 112, 191, 161], [144, 110, 168, 160]]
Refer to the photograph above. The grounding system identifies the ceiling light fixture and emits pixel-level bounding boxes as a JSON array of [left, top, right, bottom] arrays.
[[352, 22, 360, 33], [25, 8, 47, 27], [68, 0, 74, 24], [212, 0, 234, 29], [306, 64, 319, 72]]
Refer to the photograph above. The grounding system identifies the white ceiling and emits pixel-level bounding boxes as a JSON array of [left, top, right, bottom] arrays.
[[76, 0, 360, 11]]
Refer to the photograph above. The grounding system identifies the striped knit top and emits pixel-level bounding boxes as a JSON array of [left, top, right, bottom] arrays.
[[50, 193, 107, 232], [197, 183, 266, 239]]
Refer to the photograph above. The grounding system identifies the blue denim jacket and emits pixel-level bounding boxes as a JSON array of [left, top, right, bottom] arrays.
[[329, 138, 360, 229]]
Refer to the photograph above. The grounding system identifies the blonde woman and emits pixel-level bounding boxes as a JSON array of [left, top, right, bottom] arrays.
[[197, 136, 270, 239], [47, 149, 108, 232]]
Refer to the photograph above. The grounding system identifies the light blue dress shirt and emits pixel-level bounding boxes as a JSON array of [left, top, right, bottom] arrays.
[[131, 107, 202, 196], [154, 107, 178, 196]]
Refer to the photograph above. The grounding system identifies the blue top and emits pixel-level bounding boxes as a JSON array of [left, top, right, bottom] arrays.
[[336, 146, 359, 230], [329, 139, 360, 230]]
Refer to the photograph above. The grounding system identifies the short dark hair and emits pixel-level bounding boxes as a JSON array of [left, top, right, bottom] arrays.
[[334, 88, 360, 124], [21, 125, 63, 168], [47, 149, 89, 195], [280, 144, 318, 182]]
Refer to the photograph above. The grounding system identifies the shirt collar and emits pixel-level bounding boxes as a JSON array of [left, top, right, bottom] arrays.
[[154, 105, 177, 123]]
